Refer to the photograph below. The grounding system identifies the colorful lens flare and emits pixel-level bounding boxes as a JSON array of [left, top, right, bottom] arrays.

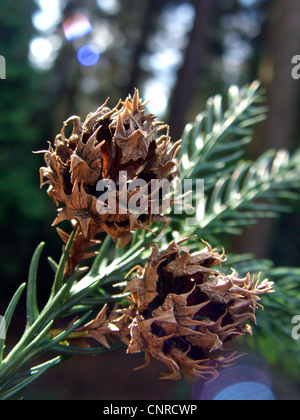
[[193, 355, 275, 401], [63, 13, 93, 41], [77, 45, 100, 67], [213, 381, 275, 401]]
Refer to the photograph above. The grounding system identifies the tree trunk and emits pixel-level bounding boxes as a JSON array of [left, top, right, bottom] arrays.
[[167, 0, 215, 141], [124, 0, 163, 96], [232, 0, 300, 259]]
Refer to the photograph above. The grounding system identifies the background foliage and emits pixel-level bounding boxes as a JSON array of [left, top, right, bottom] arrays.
[[0, 0, 300, 400]]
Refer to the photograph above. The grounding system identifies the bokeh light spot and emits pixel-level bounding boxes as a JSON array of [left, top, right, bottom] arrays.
[[96, 0, 120, 15], [238, 0, 257, 6], [214, 382, 275, 401], [193, 355, 276, 401], [33, 0, 61, 32], [29, 37, 57, 70], [143, 79, 169, 117], [77, 45, 100, 67]]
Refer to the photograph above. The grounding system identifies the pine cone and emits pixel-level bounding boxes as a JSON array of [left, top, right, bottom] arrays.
[[50, 304, 131, 349], [56, 226, 101, 278], [73, 304, 129, 349], [39, 90, 180, 248], [123, 239, 274, 380]]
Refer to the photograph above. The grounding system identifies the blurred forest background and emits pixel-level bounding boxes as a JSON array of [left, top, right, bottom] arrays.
[[0, 0, 300, 400]]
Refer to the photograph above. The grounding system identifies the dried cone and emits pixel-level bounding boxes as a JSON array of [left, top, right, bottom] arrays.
[[50, 303, 131, 349], [56, 226, 101, 278], [39, 90, 180, 249], [73, 304, 130, 349], [124, 239, 274, 380]]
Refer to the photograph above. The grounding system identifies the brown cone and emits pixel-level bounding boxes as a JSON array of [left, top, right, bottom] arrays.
[[39, 89, 180, 249], [123, 239, 274, 380]]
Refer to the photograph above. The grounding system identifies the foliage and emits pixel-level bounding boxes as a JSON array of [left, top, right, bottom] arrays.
[[174, 82, 300, 238]]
